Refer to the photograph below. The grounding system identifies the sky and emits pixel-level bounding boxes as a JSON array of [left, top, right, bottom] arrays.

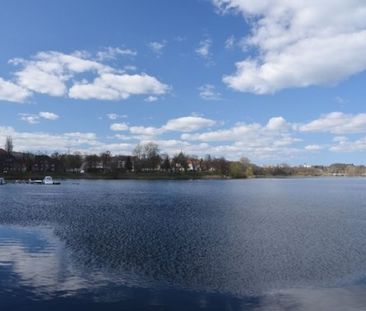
[[0, 0, 366, 165]]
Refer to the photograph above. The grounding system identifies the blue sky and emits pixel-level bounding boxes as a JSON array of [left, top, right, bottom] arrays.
[[1, 0, 366, 165]]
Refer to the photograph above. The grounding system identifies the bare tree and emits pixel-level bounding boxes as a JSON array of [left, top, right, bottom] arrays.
[[5, 136, 13, 154]]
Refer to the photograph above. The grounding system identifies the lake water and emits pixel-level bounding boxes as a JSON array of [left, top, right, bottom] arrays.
[[1, 178, 366, 310]]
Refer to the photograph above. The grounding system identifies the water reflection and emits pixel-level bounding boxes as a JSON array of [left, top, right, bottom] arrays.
[[0, 226, 108, 297], [2, 225, 366, 310], [1, 179, 366, 310]]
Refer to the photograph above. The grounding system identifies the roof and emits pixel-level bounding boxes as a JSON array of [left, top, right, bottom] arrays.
[[0, 148, 7, 156]]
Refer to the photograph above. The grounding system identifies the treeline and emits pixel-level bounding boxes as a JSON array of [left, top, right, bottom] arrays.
[[1, 138, 366, 178]]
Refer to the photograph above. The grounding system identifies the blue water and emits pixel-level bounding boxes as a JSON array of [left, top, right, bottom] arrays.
[[1, 178, 366, 310]]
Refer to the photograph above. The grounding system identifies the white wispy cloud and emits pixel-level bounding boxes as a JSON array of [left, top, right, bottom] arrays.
[[299, 112, 366, 134], [120, 116, 217, 138], [19, 112, 59, 124], [145, 96, 159, 102], [148, 41, 166, 55], [110, 123, 129, 131], [198, 84, 221, 100], [305, 144, 323, 151], [330, 136, 366, 152], [196, 38, 212, 58], [19, 114, 41, 125], [106, 113, 127, 120], [225, 35, 235, 49], [96, 47, 137, 61], [213, 0, 366, 94]]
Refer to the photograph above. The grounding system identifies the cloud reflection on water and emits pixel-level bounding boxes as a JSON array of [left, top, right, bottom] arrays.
[[1, 225, 366, 310]]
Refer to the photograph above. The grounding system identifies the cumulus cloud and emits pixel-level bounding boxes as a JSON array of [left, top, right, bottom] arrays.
[[266, 116, 290, 131], [198, 84, 221, 100], [69, 73, 168, 100], [0, 77, 32, 103], [39, 111, 59, 120], [163, 116, 216, 132], [299, 112, 366, 134], [213, 0, 366, 94], [2, 50, 167, 102], [11, 51, 110, 96]]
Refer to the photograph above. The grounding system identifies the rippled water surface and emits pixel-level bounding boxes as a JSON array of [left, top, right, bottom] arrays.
[[1, 178, 366, 310]]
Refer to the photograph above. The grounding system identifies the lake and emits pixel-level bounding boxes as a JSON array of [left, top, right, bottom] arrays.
[[1, 178, 366, 310]]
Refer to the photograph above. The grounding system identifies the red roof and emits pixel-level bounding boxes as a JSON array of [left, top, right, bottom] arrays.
[[0, 148, 7, 155]]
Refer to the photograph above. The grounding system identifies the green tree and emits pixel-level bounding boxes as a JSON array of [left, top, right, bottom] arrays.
[[173, 152, 188, 171], [161, 155, 171, 171]]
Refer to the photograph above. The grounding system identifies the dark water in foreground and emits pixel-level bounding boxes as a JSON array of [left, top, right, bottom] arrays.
[[1, 178, 366, 310]]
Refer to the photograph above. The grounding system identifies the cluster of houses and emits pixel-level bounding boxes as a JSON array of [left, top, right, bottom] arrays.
[[0, 148, 57, 174]]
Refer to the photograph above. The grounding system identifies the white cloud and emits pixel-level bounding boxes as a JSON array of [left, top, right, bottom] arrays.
[[213, 0, 366, 94], [4, 50, 167, 101], [179, 116, 302, 160], [124, 65, 137, 71], [129, 126, 163, 137], [225, 35, 236, 49], [305, 144, 323, 151], [96, 47, 137, 61], [330, 136, 366, 152], [196, 38, 212, 58], [148, 41, 166, 55], [299, 112, 366, 134], [145, 96, 158, 102], [69, 73, 168, 100], [0, 77, 32, 103], [11, 51, 110, 97], [19, 114, 40, 125], [198, 84, 221, 100], [106, 113, 119, 120], [39, 111, 59, 120], [0, 126, 134, 155], [110, 123, 129, 131], [266, 116, 290, 131], [163, 116, 216, 132], [19, 112, 59, 124], [113, 116, 216, 140]]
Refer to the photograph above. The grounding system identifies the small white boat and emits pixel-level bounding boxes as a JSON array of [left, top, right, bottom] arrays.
[[43, 176, 54, 185], [0, 177, 6, 185], [42, 176, 61, 185]]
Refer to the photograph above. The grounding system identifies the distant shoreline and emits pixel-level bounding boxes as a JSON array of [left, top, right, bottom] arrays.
[[2, 172, 365, 182]]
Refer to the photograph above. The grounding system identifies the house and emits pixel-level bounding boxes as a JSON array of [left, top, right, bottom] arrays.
[[0, 149, 27, 173], [31, 155, 56, 172]]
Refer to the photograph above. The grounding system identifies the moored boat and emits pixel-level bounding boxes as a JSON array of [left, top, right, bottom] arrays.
[[0, 177, 6, 185], [43, 176, 54, 185], [42, 176, 61, 185]]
